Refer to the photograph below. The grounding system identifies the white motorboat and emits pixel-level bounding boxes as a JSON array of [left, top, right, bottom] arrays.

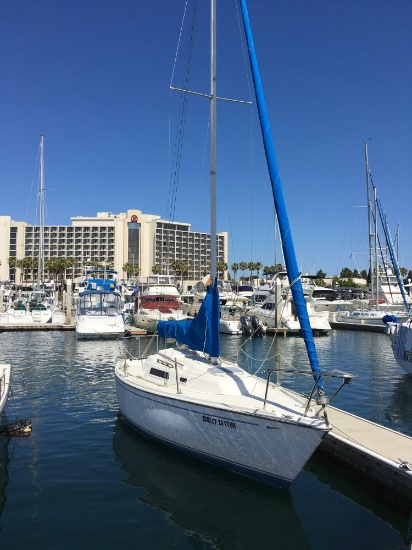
[[141, 275, 181, 298], [134, 293, 188, 333], [334, 308, 409, 328], [115, 0, 354, 488], [219, 304, 244, 335], [248, 291, 331, 335], [76, 269, 125, 339]]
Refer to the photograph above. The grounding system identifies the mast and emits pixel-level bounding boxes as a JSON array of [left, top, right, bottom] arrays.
[[37, 134, 45, 290], [239, 0, 321, 380], [375, 196, 410, 315], [364, 141, 374, 303], [373, 185, 379, 308], [210, 0, 217, 282]]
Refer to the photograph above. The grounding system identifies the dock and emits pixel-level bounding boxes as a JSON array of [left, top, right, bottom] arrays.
[[264, 327, 288, 337], [124, 326, 147, 336], [0, 323, 75, 332], [320, 405, 412, 502], [329, 321, 385, 333]]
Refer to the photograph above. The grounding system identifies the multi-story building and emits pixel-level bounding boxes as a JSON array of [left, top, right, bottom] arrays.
[[0, 209, 228, 289]]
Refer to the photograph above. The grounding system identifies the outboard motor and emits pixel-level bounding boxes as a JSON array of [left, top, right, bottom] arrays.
[[240, 315, 252, 337], [251, 315, 265, 336]]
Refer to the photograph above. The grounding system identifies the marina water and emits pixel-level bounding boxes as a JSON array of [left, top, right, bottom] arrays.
[[0, 330, 411, 549]]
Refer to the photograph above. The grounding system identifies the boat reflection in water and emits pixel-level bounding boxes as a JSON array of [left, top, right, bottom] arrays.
[[113, 416, 309, 549], [113, 416, 410, 549], [0, 436, 9, 520]]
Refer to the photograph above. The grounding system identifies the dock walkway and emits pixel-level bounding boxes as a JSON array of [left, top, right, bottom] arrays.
[[0, 323, 75, 332], [321, 405, 412, 501]]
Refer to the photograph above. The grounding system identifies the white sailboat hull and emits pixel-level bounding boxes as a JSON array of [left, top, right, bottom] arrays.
[[0, 364, 11, 421], [115, 350, 329, 488], [387, 322, 412, 375], [0, 309, 53, 325]]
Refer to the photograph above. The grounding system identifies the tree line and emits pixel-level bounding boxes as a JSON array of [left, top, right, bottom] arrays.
[[7, 254, 412, 288]]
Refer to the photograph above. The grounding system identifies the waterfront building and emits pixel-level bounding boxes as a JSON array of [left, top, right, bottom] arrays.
[[0, 210, 228, 290]]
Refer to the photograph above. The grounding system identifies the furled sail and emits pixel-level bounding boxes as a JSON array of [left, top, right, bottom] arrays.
[[240, 0, 321, 382], [157, 279, 220, 358]]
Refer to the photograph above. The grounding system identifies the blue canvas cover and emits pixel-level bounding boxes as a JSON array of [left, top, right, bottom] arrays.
[[157, 319, 192, 343], [187, 279, 220, 357], [157, 279, 220, 357]]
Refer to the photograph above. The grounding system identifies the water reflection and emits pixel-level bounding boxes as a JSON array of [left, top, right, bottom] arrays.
[[113, 416, 309, 550], [387, 376, 412, 435], [0, 436, 9, 520]]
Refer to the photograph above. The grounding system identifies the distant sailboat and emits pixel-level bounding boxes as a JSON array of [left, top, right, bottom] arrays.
[[0, 135, 60, 326], [115, 0, 354, 488]]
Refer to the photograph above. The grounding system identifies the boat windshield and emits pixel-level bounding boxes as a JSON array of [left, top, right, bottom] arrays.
[[78, 292, 122, 316]]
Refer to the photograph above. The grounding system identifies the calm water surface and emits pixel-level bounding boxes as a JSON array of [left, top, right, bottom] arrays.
[[0, 330, 411, 549]]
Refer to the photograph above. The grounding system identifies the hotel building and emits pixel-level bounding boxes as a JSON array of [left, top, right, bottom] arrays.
[[0, 209, 228, 289]]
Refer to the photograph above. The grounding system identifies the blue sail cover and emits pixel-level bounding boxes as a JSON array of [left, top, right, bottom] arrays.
[[157, 319, 192, 343], [157, 279, 220, 357]]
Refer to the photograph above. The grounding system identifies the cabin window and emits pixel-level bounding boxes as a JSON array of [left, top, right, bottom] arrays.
[[149, 368, 169, 379]]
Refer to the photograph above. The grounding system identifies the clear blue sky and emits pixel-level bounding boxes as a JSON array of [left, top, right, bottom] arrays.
[[1, 0, 411, 277]]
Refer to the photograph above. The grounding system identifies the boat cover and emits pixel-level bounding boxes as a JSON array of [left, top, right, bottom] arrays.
[[157, 279, 220, 357]]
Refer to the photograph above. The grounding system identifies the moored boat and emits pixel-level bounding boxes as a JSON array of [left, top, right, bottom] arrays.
[[115, 0, 355, 489], [76, 269, 125, 339]]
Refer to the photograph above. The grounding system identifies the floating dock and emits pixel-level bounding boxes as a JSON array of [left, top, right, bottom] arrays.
[[329, 321, 385, 333], [124, 326, 147, 336], [264, 327, 288, 337], [320, 405, 412, 502], [0, 323, 75, 332], [284, 388, 412, 502]]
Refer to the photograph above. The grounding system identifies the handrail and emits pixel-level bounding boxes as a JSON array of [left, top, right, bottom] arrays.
[[263, 367, 356, 417]]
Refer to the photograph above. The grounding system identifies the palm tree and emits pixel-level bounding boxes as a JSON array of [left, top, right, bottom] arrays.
[[45, 257, 58, 284], [92, 258, 104, 270], [239, 262, 248, 283], [30, 256, 39, 286], [247, 262, 255, 284], [216, 261, 228, 279], [66, 257, 77, 281], [231, 263, 239, 283], [254, 262, 262, 284], [123, 263, 140, 278], [19, 257, 33, 285], [172, 260, 188, 289], [152, 264, 162, 275], [7, 257, 17, 282]]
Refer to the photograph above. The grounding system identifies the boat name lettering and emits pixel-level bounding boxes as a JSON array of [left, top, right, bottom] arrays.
[[202, 415, 236, 429], [403, 351, 412, 363]]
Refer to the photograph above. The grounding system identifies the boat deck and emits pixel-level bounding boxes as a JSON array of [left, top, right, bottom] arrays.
[[118, 358, 325, 426]]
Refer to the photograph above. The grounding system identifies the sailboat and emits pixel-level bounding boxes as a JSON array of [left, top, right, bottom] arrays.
[[332, 142, 410, 330], [0, 135, 61, 326], [115, 0, 354, 488]]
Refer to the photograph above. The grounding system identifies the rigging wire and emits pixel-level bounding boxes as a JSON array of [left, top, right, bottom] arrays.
[[167, 0, 198, 224], [24, 145, 41, 224]]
